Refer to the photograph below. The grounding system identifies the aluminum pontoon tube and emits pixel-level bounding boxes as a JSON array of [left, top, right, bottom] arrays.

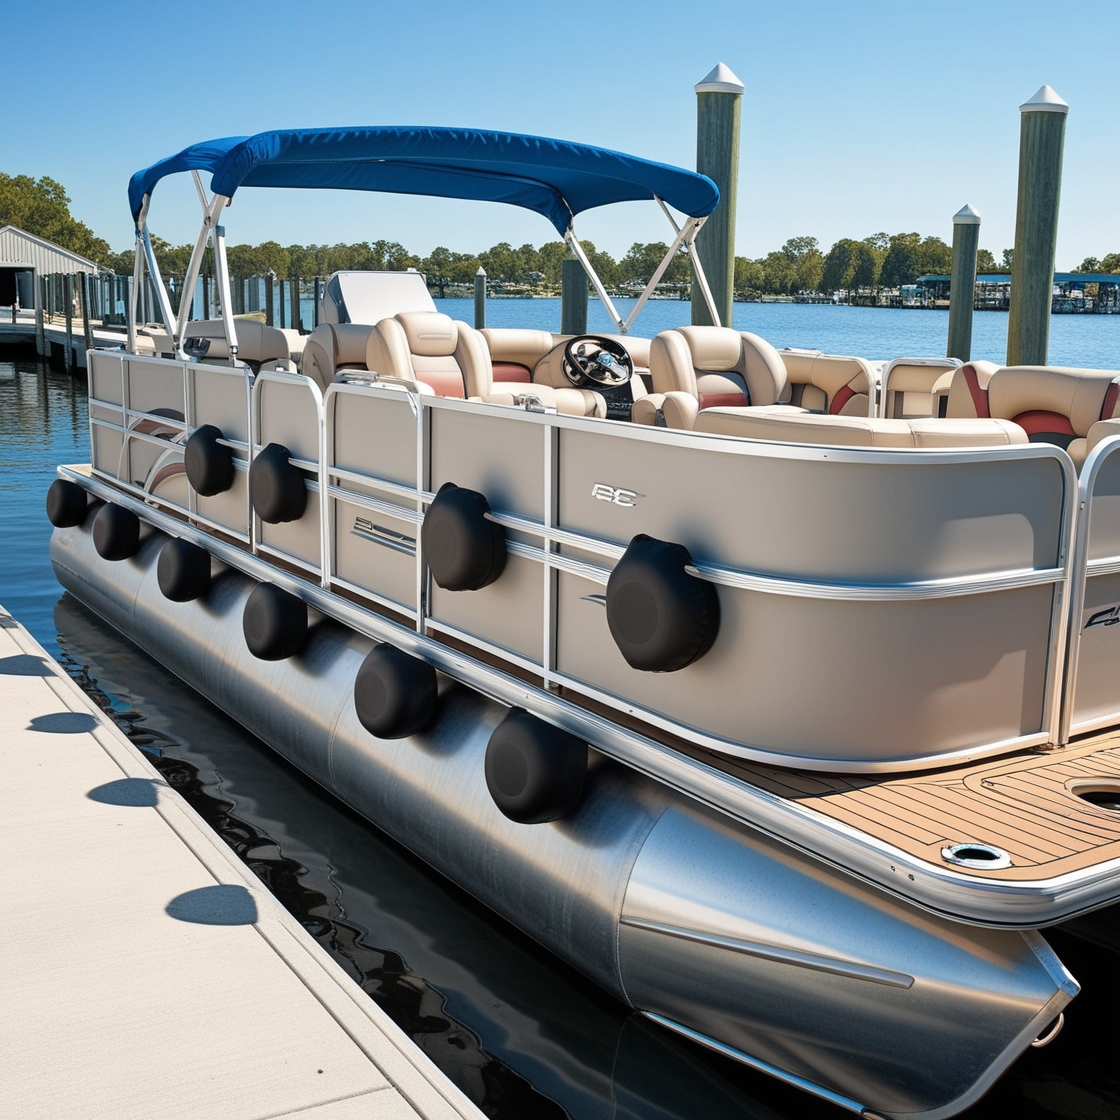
[[51, 516, 1078, 1120]]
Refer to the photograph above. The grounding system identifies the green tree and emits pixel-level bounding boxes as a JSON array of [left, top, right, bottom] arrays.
[[1001, 248, 1014, 271], [851, 242, 881, 289], [734, 257, 764, 292], [914, 236, 951, 276], [0, 173, 111, 265], [976, 249, 999, 274], [879, 233, 920, 287], [821, 239, 860, 295]]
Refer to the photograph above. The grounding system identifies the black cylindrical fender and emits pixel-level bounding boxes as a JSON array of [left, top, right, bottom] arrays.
[[46, 479, 89, 528], [185, 424, 235, 496], [242, 582, 308, 660], [250, 443, 306, 524], [605, 534, 720, 672], [353, 644, 439, 739], [92, 503, 141, 562], [421, 482, 507, 591], [157, 538, 212, 602], [484, 709, 587, 824]]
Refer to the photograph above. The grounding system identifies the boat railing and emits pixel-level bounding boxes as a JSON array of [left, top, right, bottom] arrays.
[[86, 347, 1084, 772]]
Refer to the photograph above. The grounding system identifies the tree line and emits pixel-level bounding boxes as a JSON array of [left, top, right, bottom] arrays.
[[4, 172, 1118, 298]]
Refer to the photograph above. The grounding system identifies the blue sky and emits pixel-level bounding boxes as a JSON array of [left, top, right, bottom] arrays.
[[9, 0, 1118, 266]]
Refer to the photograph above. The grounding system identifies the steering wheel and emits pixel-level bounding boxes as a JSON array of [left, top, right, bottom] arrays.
[[562, 335, 634, 387]]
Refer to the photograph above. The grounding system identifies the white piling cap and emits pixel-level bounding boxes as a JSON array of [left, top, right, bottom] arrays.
[[953, 203, 981, 225], [1020, 85, 1069, 114], [476, 265, 486, 276], [695, 63, 744, 95]]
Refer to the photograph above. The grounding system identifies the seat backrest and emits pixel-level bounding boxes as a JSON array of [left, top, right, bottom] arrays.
[[183, 319, 290, 372], [301, 323, 375, 391], [366, 311, 493, 398], [649, 327, 789, 409], [480, 328, 554, 384], [780, 350, 874, 416], [880, 358, 960, 418], [945, 360, 1001, 419], [693, 408, 1028, 449]]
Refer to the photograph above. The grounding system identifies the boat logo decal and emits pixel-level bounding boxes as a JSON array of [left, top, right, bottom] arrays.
[[1085, 605, 1120, 630], [591, 483, 640, 507]]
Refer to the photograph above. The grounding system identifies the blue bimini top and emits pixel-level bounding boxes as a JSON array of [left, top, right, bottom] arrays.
[[127, 126, 719, 234]]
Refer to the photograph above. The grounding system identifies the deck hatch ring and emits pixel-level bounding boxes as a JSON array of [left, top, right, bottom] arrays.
[[1070, 780, 1120, 812], [940, 842, 1012, 870]]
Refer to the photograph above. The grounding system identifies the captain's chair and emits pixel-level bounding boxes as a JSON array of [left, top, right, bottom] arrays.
[[181, 319, 291, 374], [367, 312, 604, 416], [633, 327, 792, 428]]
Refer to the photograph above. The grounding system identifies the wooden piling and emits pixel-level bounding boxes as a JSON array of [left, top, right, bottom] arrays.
[[474, 267, 487, 329], [291, 276, 301, 332], [63, 275, 73, 373], [1007, 85, 1068, 367], [561, 258, 588, 335], [947, 205, 981, 362], [265, 275, 275, 327], [691, 63, 743, 327], [79, 273, 95, 356], [313, 278, 321, 328], [35, 276, 46, 357]]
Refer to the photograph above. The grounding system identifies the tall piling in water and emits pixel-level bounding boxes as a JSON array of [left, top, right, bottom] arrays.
[[561, 257, 588, 335], [691, 63, 743, 327], [474, 266, 486, 329], [1007, 85, 1068, 367], [947, 205, 981, 362]]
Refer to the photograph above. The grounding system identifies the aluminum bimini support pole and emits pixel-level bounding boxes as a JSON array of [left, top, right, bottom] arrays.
[[566, 205, 719, 335], [175, 173, 226, 346], [127, 231, 142, 353], [211, 210, 239, 365]]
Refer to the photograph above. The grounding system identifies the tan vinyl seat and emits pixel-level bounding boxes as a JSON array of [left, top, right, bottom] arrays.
[[301, 323, 376, 392], [367, 312, 604, 416], [480, 328, 555, 384], [947, 363, 1120, 469], [633, 327, 792, 427], [693, 408, 1028, 448], [182, 319, 292, 373], [779, 349, 875, 416]]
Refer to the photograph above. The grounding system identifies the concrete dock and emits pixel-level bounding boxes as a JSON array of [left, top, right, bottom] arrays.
[[0, 603, 487, 1120]]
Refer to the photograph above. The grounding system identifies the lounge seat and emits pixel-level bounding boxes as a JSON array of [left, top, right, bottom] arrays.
[[693, 408, 1028, 448], [779, 349, 876, 416], [181, 319, 292, 373], [633, 327, 792, 426], [879, 358, 961, 418], [947, 363, 1120, 468]]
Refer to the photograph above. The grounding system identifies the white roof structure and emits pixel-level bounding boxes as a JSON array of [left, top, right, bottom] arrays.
[[0, 225, 103, 274]]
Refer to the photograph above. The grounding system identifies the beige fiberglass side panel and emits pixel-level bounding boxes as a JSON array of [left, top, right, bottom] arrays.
[[331, 390, 417, 489], [426, 407, 545, 661], [429, 550, 544, 663], [260, 489, 322, 571], [127, 358, 185, 417], [196, 470, 249, 537], [556, 428, 1064, 582], [332, 494, 416, 611], [429, 407, 544, 521], [190, 366, 250, 443], [258, 379, 320, 462], [89, 350, 124, 406], [557, 573, 1053, 762], [89, 402, 124, 480], [1071, 452, 1120, 729]]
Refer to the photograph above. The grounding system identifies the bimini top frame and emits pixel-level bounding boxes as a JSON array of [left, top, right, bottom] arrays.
[[127, 126, 722, 355]]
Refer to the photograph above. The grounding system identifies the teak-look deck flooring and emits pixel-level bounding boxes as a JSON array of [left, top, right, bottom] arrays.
[[676, 732, 1120, 881]]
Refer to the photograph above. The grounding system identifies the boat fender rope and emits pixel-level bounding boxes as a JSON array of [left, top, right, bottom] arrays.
[[242, 582, 308, 660], [92, 503, 141, 562], [46, 479, 89, 528], [484, 709, 587, 824], [421, 482, 507, 591], [353, 644, 438, 739], [185, 424, 235, 496], [606, 534, 720, 672], [250, 443, 307, 524], [157, 538, 212, 602]]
